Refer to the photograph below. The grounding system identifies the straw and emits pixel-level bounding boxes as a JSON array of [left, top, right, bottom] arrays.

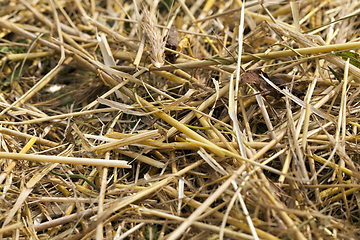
[[1, 1, 360, 239]]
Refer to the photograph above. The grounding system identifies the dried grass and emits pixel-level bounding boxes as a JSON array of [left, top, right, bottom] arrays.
[[0, 0, 360, 239]]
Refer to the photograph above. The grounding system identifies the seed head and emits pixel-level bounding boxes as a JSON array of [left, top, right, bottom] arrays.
[[141, 8, 165, 68]]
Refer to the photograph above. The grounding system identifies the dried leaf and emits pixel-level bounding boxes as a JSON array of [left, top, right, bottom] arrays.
[[241, 69, 303, 99], [165, 25, 178, 63]]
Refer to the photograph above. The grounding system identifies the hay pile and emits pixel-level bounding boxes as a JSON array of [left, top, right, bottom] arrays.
[[0, 0, 360, 239]]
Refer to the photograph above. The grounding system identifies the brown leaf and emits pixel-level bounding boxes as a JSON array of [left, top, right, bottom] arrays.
[[241, 69, 303, 99], [165, 25, 178, 63]]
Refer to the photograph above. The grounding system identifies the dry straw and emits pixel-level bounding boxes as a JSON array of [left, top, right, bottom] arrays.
[[1, 0, 360, 239]]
